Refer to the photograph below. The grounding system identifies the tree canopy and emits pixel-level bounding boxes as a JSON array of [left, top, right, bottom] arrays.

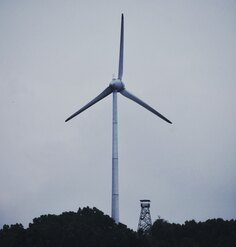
[[0, 207, 235, 247]]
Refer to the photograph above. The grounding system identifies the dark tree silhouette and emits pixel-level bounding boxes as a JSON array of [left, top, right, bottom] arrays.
[[0, 207, 147, 247], [151, 217, 236, 247], [1, 207, 236, 247]]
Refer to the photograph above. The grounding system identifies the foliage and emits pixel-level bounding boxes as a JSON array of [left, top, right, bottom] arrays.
[[0, 207, 146, 247], [151, 217, 236, 247], [0, 207, 236, 247]]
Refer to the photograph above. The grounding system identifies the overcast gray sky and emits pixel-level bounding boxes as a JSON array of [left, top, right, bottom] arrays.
[[0, 0, 236, 230]]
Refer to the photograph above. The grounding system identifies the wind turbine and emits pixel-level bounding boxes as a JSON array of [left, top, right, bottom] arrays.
[[65, 14, 172, 224]]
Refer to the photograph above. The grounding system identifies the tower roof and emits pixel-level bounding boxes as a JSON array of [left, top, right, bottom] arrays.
[[140, 199, 151, 202]]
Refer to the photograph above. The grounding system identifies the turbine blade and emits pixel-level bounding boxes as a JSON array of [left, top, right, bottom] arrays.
[[118, 14, 124, 80], [120, 89, 172, 124], [65, 86, 112, 122]]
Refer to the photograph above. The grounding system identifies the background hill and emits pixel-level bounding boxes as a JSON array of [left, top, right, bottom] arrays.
[[0, 207, 235, 247]]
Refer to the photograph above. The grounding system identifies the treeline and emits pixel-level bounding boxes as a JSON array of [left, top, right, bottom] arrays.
[[0, 207, 235, 247], [151, 218, 236, 247]]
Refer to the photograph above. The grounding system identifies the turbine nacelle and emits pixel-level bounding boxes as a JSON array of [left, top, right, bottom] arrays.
[[109, 79, 125, 92]]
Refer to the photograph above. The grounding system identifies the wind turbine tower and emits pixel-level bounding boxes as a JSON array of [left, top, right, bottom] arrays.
[[65, 14, 172, 224]]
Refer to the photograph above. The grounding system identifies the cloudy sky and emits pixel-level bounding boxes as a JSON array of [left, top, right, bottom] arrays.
[[0, 0, 235, 230]]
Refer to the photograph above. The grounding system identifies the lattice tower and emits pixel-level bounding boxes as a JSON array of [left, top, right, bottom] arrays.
[[137, 199, 152, 233]]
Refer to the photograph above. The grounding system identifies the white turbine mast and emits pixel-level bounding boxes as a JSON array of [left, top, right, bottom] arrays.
[[65, 14, 172, 224]]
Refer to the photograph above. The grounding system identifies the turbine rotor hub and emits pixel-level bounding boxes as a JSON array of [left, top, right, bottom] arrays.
[[110, 79, 125, 92]]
